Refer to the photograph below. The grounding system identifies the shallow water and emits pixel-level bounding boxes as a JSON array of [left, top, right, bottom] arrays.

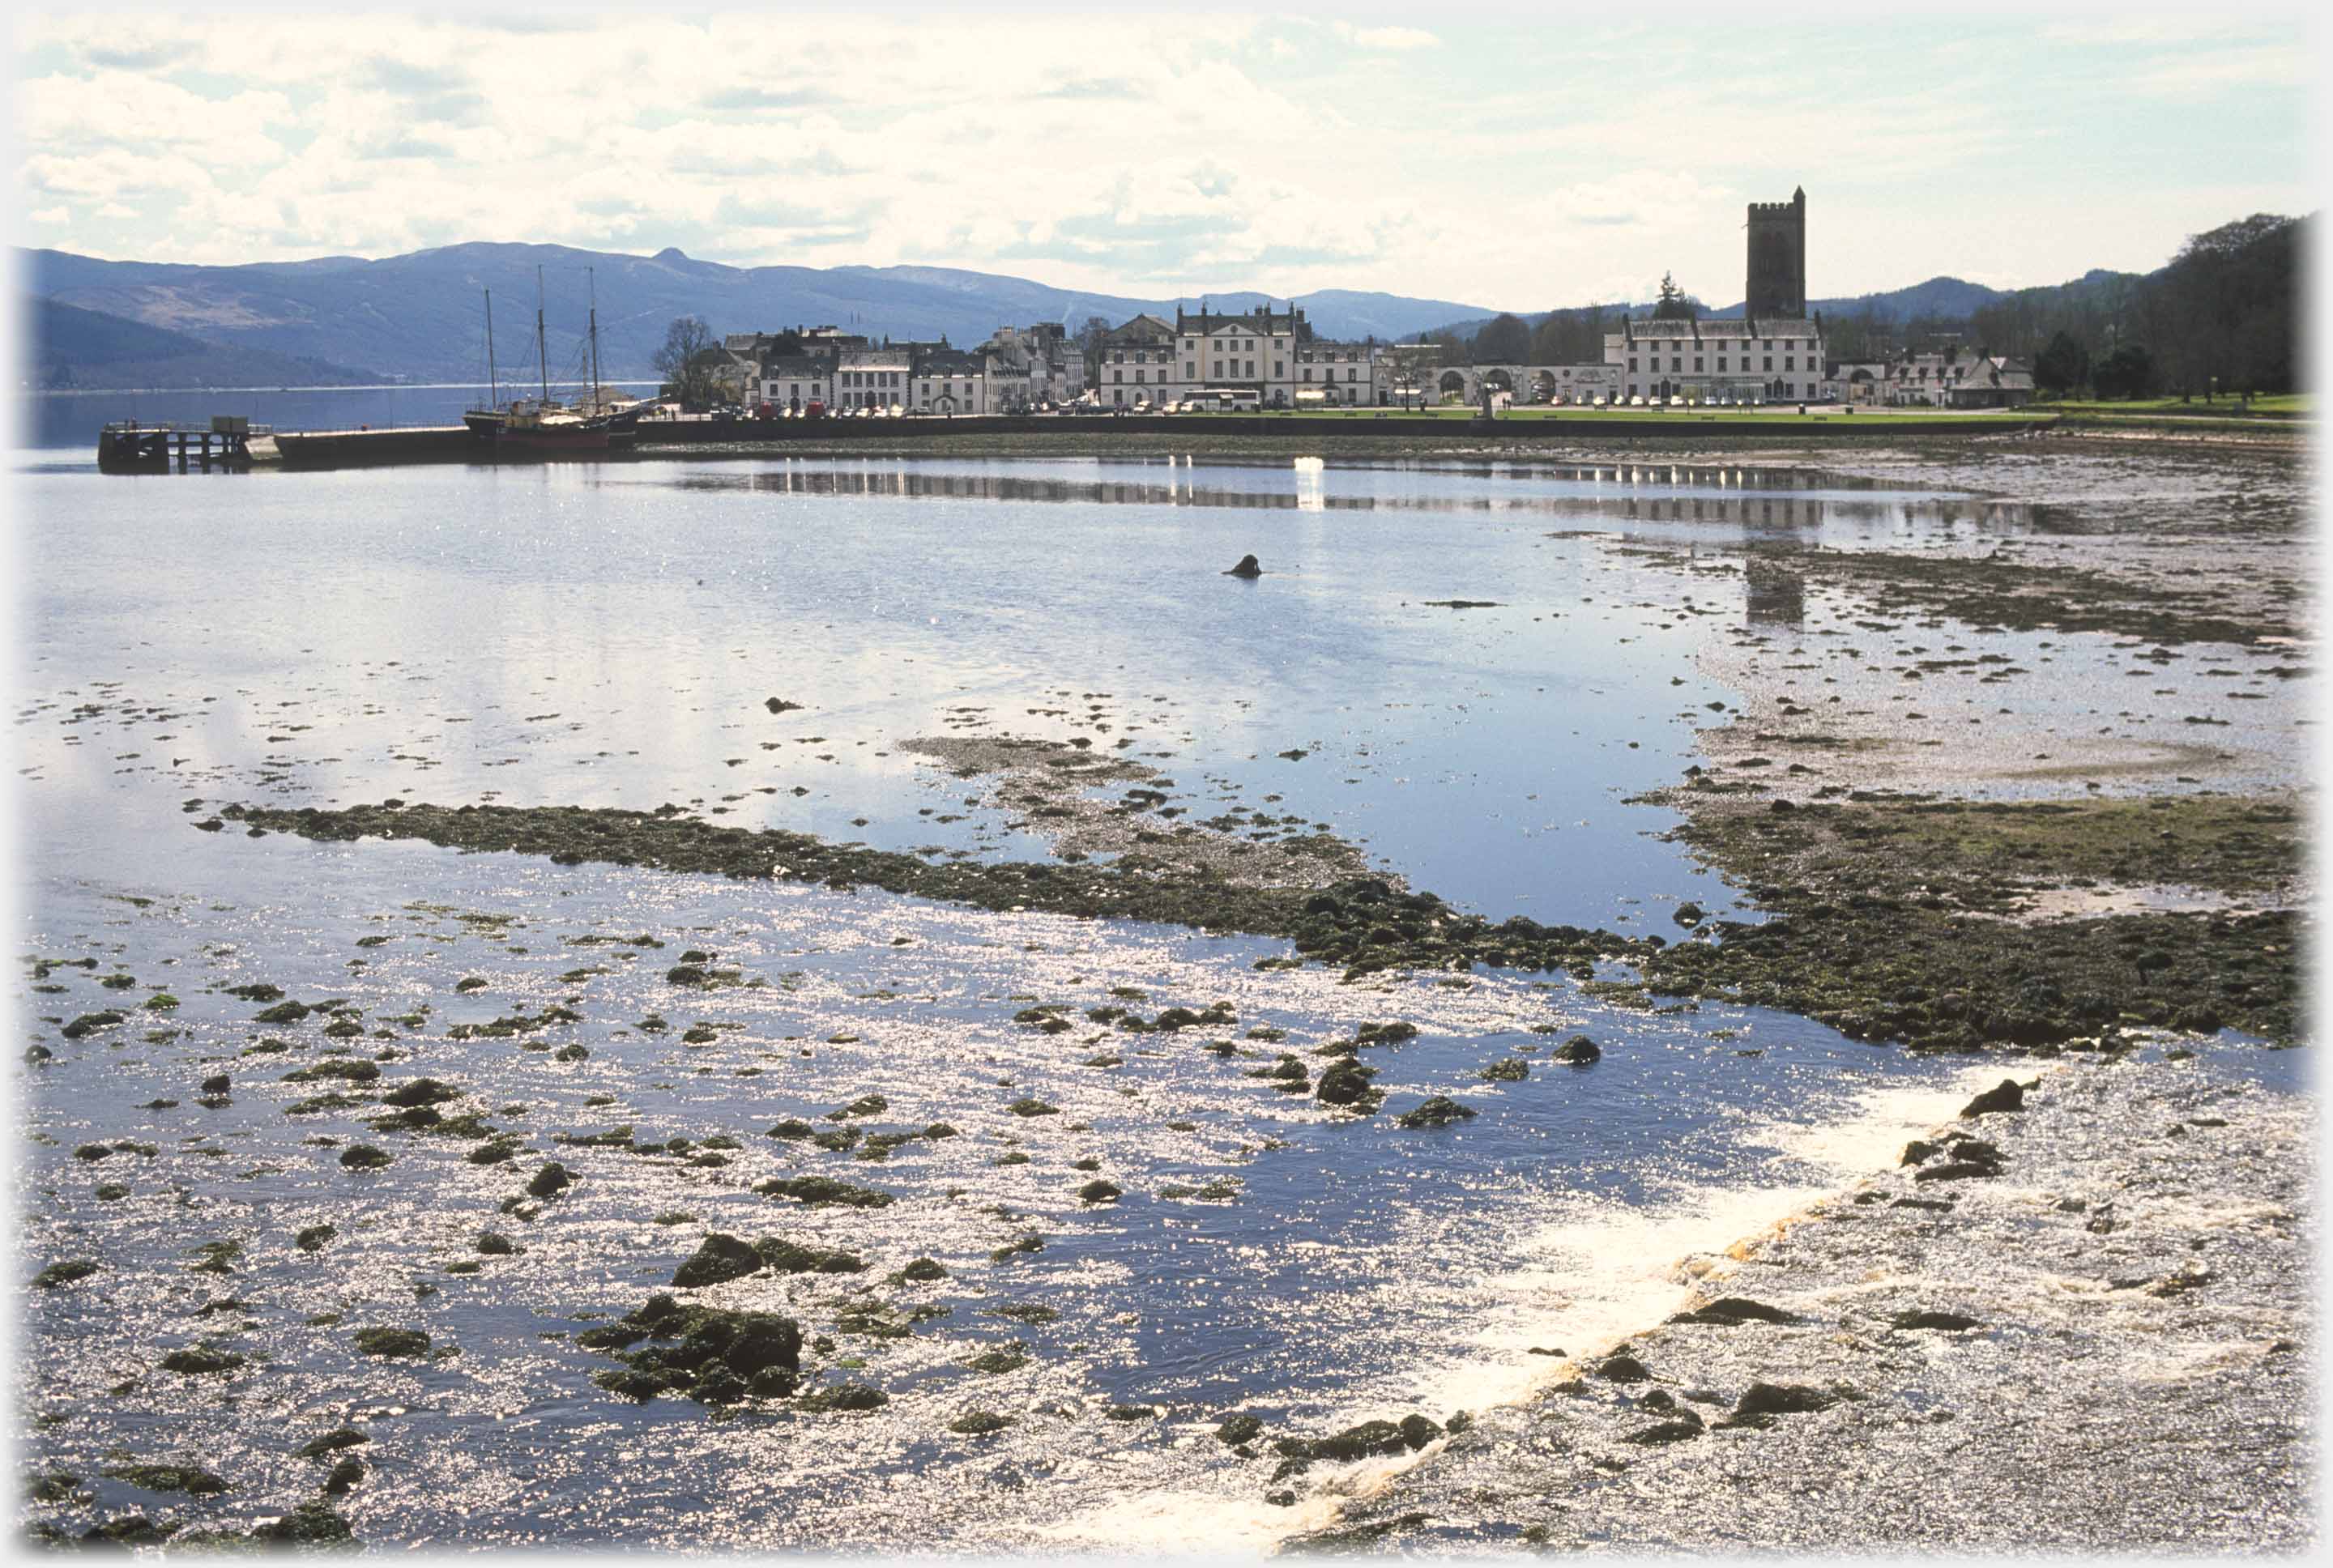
[[12, 434, 2302, 1549]]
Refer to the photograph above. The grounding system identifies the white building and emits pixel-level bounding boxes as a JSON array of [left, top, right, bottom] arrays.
[[1881, 348, 2035, 407], [1604, 315, 1827, 403], [911, 347, 992, 414], [835, 345, 912, 410], [984, 323, 1082, 407], [758, 354, 834, 412], [1293, 340, 1375, 406], [1175, 304, 1303, 407], [1099, 313, 1178, 407]]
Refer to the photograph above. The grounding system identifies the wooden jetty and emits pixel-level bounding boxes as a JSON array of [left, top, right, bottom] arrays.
[[96, 416, 267, 472]]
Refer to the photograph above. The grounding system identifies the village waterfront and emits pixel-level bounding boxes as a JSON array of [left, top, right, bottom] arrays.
[[12, 408, 2314, 1550]]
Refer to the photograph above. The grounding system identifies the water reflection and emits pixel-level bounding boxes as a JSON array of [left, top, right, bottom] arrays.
[[632, 458, 2033, 534]]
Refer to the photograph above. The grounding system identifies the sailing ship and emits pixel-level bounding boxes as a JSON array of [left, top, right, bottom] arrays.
[[464, 267, 644, 454]]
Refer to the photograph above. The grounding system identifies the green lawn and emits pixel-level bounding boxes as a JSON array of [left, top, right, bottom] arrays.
[[2031, 394, 2310, 419], [1178, 406, 2041, 425]]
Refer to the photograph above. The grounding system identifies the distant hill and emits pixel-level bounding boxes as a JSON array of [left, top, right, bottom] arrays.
[[21, 242, 1502, 386], [1425, 275, 2027, 346], [25, 296, 385, 390]]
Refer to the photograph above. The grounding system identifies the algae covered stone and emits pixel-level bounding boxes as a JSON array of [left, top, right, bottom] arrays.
[[352, 1326, 431, 1357]]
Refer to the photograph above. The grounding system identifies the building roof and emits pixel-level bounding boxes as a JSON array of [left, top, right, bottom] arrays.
[[1105, 313, 1175, 343], [915, 347, 986, 376], [1611, 317, 1823, 343], [1178, 304, 1303, 336]]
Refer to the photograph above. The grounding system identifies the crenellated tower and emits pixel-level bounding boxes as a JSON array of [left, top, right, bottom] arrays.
[[1746, 187, 1807, 318]]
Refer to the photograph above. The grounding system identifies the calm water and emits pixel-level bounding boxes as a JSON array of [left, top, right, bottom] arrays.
[[12, 415, 2295, 1550]]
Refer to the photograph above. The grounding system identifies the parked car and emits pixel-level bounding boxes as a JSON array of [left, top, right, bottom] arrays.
[[804, 399, 825, 419]]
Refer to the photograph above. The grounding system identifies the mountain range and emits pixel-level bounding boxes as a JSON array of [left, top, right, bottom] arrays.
[[21, 238, 2155, 392], [1423, 275, 2043, 343], [21, 241, 1499, 389]]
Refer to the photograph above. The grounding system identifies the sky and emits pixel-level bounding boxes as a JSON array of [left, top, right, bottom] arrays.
[[9, 6, 2323, 313]]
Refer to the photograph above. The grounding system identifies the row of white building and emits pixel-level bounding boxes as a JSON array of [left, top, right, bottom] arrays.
[[716, 308, 2028, 416]]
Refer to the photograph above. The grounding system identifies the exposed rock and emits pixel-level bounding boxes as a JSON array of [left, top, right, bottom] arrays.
[[1225, 554, 1264, 578], [1217, 1412, 1265, 1447], [672, 1233, 764, 1289], [1732, 1381, 1837, 1417], [33, 1259, 100, 1289], [296, 1428, 369, 1459], [104, 1464, 228, 1496], [1668, 1297, 1802, 1327], [1597, 1354, 1654, 1383], [526, 1161, 574, 1198], [160, 1347, 244, 1375], [352, 1326, 431, 1357], [1892, 1310, 1983, 1331], [1960, 1079, 2027, 1118], [1396, 1095, 1477, 1129], [1551, 1034, 1602, 1064], [796, 1381, 889, 1412]]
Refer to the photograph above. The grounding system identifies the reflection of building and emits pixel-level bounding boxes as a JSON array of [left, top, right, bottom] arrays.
[[1744, 558, 1806, 627]]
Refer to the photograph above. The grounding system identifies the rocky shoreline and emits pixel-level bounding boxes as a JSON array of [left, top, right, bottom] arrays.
[[1283, 1053, 2315, 1552]]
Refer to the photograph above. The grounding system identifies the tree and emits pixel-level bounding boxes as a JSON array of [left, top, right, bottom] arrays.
[[2092, 342, 2156, 400], [653, 316, 717, 407], [1073, 315, 1111, 379], [2033, 330, 2089, 397], [1651, 272, 1696, 321], [1472, 312, 1531, 364]]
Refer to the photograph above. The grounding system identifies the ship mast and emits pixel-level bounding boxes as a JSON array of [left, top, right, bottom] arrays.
[[535, 264, 549, 403], [484, 288, 498, 409], [587, 266, 601, 415]]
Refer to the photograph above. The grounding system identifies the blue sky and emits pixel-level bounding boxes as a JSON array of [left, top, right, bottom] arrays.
[[11, 9, 2321, 312]]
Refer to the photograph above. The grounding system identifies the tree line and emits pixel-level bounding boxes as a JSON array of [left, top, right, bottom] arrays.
[[1421, 212, 2305, 399], [1968, 213, 2303, 398]]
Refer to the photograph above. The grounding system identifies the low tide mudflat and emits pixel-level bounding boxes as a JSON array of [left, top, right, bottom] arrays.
[[13, 433, 2312, 1551]]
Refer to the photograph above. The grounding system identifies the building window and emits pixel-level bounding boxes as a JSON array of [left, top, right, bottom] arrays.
[[1245, 360, 1255, 377], [1670, 357, 1681, 372], [1114, 370, 1124, 384], [1184, 362, 1194, 378], [1628, 358, 1637, 372], [1273, 361, 1282, 377], [1694, 357, 1704, 372], [1785, 356, 1795, 371], [1764, 356, 1773, 371]]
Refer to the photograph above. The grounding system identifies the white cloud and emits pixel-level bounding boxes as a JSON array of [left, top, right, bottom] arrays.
[[8, 14, 2311, 307], [1337, 24, 1439, 50]]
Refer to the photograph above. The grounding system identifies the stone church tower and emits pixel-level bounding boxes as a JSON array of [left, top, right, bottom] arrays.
[[1746, 187, 1807, 317]]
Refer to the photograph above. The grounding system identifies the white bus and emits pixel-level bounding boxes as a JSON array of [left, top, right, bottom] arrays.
[[1188, 386, 1260, 413]]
